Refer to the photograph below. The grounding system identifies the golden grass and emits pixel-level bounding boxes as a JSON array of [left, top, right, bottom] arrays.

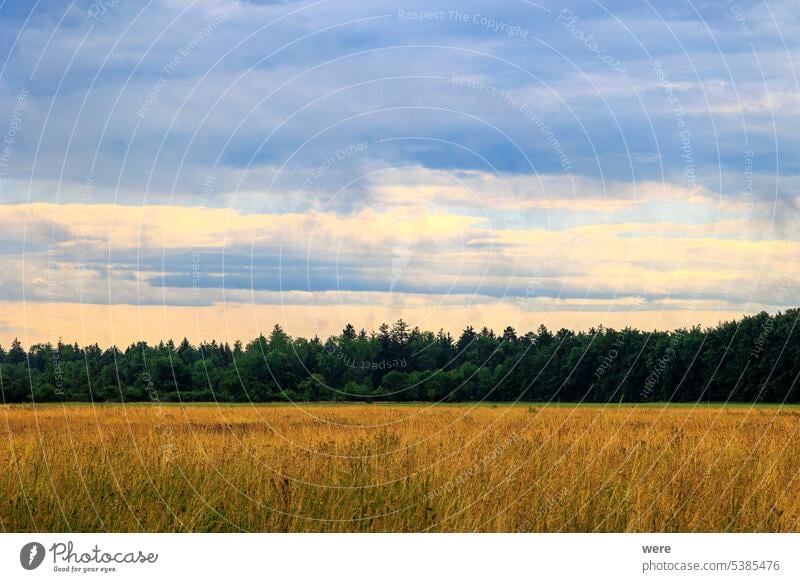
[[1, 403, 799, 532]]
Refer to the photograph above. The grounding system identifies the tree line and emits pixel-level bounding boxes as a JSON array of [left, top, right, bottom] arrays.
[[1, 310, 798, 403]]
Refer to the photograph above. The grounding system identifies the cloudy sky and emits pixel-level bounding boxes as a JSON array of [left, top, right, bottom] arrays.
[[0, 0, 798, 346]]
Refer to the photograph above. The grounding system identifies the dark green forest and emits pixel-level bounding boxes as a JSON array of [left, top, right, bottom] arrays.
[[2, 310, 799, 403]]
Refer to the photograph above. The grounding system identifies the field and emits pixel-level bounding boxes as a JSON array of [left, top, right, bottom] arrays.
[[2, 403, 799, 532]]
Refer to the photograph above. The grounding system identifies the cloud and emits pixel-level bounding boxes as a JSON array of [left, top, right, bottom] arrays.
[[0, 0, 798, 343], [1, 0, 798, 198], [3, 197, 798, 313]]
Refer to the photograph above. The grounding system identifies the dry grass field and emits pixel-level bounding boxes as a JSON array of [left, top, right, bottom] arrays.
[[1, 403, 799, 532]]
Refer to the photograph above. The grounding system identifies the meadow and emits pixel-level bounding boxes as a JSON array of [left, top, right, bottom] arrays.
[[1, 403, 799, 532]]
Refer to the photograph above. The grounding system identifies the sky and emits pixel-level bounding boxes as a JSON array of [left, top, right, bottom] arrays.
[[0, 0, 798, 346]]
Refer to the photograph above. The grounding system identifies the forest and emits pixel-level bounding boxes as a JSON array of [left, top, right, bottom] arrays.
[[1, 310, 798, 403]]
